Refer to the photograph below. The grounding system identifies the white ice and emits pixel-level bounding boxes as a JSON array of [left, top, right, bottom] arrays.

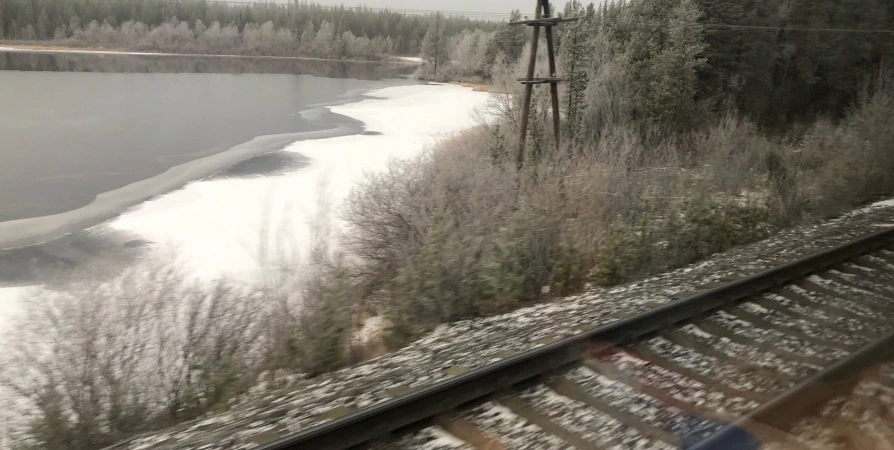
[[110, 83, 492, 281], [0, 46, 174, 57], [0, 287, 28, 332], [354, 316, 385, 344], [427, 427, 468, 448], [0, 83, 491, 327], [0, 46, 331, 61], [394, 56, 424, 63]]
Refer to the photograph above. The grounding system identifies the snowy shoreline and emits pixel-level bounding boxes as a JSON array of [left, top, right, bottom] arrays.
[[0, 87, 379, 251], [110, 83, 493, 281], [0, 45, 421, 65], [0, 82, 492, 321]]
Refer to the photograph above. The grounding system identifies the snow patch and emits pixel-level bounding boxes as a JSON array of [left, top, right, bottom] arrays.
[[111, 84, 492, 281], [428, 427, 467, 448], [541, 388, 575, 408], [0, 46, 173, 57], [742, 302, 771, 314], [0, 287, 28, 332], [394, 56, 423, 63], [355, 316, 385, 343], [807, 275, 829, 284], [681, 324, 715, 340], [788, 284, 808, 294]]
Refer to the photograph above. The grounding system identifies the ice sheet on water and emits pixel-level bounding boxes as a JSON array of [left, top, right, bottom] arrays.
[[110, 84, 492, 281], [0, 286, 28, 331]]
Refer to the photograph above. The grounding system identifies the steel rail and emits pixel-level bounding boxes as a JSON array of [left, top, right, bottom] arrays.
[[259, 227, 894, 450]]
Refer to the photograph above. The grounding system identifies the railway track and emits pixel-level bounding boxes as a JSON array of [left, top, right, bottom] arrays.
[[259, 227, 894, 450]]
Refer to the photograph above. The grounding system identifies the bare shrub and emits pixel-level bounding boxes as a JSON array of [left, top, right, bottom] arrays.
[[0, 260, 263, 449], [343, 114, 812, 343], [344, 130, 530, 341], [0, 176, 374, 448], [257, 244, 358, 378], [801, 75, 894, 216], [254, 176, 361, 379]]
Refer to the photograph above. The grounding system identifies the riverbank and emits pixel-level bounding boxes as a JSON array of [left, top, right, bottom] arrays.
[[0, 81, 493, 319], [0, 82, 493, 446], [0, 42, 422, 65], [451, 81, 496, 92], [111, 83, 493, 281]]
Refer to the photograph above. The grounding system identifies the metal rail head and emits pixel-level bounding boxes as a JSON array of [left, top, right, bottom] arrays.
[[689, 329, 894, 450], [258, 226, 894, 450]]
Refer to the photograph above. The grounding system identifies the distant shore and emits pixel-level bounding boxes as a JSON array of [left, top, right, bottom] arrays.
[[0, 42, 422, 65], [450, 81, 496, 92]]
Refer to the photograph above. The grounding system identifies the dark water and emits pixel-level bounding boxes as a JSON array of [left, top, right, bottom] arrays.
[[0, 52, 413, 223]]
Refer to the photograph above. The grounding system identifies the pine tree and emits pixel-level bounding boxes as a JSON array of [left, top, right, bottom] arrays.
[[421, 12, 448, 78], [652, 0, 706, 126], [625, 0, 707, 127], [487, 124, 508, 165], [298, 20, 315, 54], [487, 10, 526, 64], [36, 7, 49, 39], [559, 0, 592, 138], [695, 0, 747, 106], [313, 20, 335, 57], [526, 100, 545, 163], [15, 0, 34, 36]]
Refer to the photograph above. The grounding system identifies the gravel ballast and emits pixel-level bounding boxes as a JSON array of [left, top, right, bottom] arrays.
[[105, 202, 894, 450]]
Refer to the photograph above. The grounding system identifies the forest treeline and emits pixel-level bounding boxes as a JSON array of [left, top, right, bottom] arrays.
[[6, 0, 894, 449], [421, 0, 894, 128], [392, 0, 894, 336], [0, 0, 499, 59]]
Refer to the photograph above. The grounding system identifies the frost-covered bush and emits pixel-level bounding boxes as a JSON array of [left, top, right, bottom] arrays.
[[342, 111, 849, 344], [0, 262, 264, 449], [801, 76, 894, 216], [0, 251, 361, 448]]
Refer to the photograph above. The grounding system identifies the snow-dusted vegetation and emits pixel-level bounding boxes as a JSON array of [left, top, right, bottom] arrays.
[[5, 0, 894, 448]]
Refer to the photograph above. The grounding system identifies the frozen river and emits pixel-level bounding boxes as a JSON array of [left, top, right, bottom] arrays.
[[0, 58, 414, 248], [0, 51, 491, 323]]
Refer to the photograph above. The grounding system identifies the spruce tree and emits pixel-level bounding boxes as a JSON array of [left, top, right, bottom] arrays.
[[421, 12, 448, 78], [487, 10, 526, 64], [559, 0, 592, 138]]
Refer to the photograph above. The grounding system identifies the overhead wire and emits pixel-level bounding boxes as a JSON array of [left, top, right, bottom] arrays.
[[701, 23, 894, 33]]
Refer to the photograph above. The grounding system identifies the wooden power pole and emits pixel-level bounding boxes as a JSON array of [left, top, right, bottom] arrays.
[[511, 0, 577, 170]]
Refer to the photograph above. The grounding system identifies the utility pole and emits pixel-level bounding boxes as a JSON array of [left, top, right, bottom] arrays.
[[511, 0, 577, 170]]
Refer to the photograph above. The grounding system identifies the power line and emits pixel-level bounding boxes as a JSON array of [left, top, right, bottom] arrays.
[[702, 23, 894, 34]]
